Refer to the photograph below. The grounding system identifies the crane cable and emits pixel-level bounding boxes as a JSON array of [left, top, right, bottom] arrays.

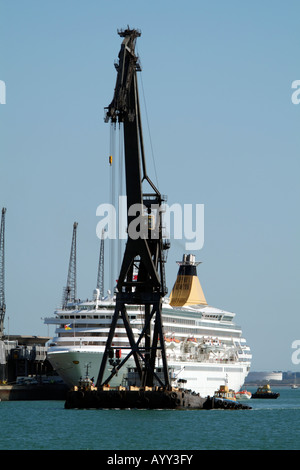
[[139, 71, 160, 190], [109, 123, 116, 292], [118, 125, 124, 273]]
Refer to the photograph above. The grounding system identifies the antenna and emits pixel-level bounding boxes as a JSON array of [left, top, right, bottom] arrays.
[[0, 208, 6, 337], [62, 222, 78, 307]]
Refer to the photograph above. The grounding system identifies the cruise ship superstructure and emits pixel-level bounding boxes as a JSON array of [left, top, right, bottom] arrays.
[[45, 254, 251, 397]]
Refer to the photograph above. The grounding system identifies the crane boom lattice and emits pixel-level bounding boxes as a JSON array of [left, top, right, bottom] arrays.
[[96, 229, 105, 298], [0, 208, 6, 337], [63, 222, 78, 307]]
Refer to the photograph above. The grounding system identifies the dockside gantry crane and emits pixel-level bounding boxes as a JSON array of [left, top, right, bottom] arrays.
[[96, 28, 170, 389], [62, 222, 78, 307], [0, 208, 6, 338], [96, 229, 105, 299]]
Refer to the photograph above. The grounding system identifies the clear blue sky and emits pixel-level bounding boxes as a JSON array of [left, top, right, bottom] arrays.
[[1, 0, 299, 371]]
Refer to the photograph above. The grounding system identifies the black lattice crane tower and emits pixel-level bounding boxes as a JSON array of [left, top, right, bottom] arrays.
[[0, 208, 6, 338], [63, 222, 78, 307], [96, 28, 170, 390]]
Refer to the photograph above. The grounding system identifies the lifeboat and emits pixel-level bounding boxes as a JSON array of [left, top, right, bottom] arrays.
[[235, 389, 252, 400]]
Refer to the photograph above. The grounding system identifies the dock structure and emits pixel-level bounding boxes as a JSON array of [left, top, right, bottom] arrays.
[[0, 335, 69, 401], [0, 381, 68, 401]]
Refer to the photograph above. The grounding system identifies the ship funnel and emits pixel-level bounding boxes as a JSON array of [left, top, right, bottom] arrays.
[[169, 254, 207, 307]]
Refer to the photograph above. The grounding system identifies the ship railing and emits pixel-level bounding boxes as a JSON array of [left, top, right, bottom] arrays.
[[167, 354, 240, 364]]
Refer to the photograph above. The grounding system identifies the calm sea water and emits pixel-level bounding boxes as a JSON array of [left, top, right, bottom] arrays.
[[0, 387, 299, 451]]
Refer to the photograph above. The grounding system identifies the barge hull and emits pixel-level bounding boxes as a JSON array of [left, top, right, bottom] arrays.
[[64, 388, 251, 410]]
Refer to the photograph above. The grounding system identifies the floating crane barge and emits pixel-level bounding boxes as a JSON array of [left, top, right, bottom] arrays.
[[65, 385, 251, 410], [64, 28, 250, 411]]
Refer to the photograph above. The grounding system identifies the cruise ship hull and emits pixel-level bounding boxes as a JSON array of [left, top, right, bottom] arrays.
[[47, 348, 135, 389], [168, 360, 249, 397], [47, 347, 249, 397]]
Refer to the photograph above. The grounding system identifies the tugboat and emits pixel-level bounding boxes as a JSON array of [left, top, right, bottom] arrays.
[[214, 385, 236, 401], [252, 384, 279, 399]]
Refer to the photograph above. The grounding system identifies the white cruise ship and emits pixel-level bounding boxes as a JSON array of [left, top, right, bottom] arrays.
[[45, 254, 251, 397]]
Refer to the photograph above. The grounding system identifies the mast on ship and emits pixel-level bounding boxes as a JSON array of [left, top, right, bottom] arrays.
[[96, 28, 170, 389]]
